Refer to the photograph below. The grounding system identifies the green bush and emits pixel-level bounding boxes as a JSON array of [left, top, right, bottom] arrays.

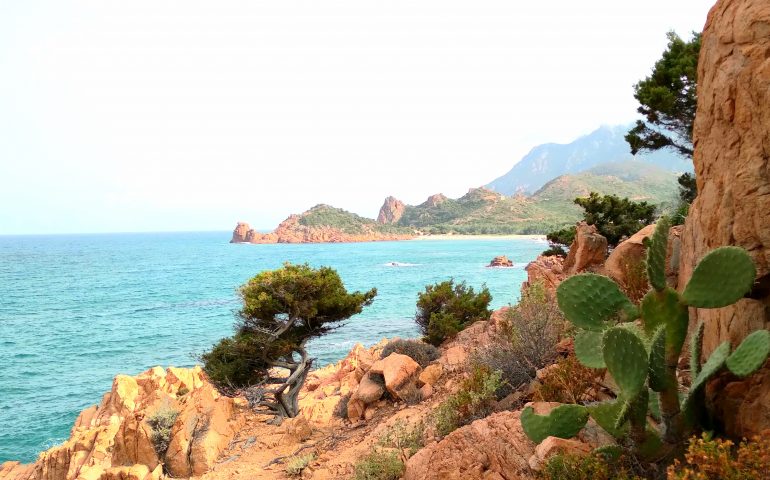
[[354, 450, 404, 480], [378, 419, 424, 456], [146, 408, 180, 458], [415, 279, 492, 346], [433, 364, 502, 437], [574, 192, 656, 246], [381, 339, 439, 367], [541, 452, 643, 480], [547, 226, 577, 246], [285, 453, 315, 477], [541, 245, 567, 257]]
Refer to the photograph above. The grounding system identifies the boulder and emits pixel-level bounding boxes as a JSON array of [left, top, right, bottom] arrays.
[[280, 416, 312, 445], [488, 255, 514, 267], [403, 411, 535, 480], [230, 222, 251, 243], [418, 364, 443, 386], [371, 353, 422, 402], [604, 224, 655, 287], [523, 255, 565, 295], [528, 436, 592, 471], [677, 0, 770, 437], [355, 372, 386, 404], [563, 222, 608, 274]]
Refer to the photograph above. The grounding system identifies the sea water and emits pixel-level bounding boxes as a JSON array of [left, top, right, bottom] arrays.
[[0, 232, 545, 462]]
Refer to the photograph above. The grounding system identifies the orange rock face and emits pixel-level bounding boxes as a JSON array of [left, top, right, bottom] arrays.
[[677, 0, 770, 437], [563, 222, 607, 274], [0, 367, 244, 480], [376, 196, 406, 224], [230, 222, 251, 243]]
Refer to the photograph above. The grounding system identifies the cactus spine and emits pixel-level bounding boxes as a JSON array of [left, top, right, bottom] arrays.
[[520, 217, 769, 456]]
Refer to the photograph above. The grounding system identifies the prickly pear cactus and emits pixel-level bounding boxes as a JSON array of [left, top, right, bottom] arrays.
[[521, 404, 589, 444], [522, 217, 763, 456]]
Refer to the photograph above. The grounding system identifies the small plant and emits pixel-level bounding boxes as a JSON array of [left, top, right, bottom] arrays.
[[380, 339, 439, 368], [520, 217, 770, 459], [354, 450, 404, 480], [667, 432, 770, 479], [285, 452, 315, 477], [433, 364, 502, 437], [378, 419, 424, 457], [146, 408, 180, 458], [540, 451, 643, 480], [533, 354, 602, 404], [415, 279, 492, 346], [176, 386, 190, 397], [542, 245, 568, 257], [617, 257, 649, 303]]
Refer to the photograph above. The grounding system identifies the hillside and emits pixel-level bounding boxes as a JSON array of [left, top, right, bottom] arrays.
[[388, 160, 679, 235], [485, 125, 693, 195]]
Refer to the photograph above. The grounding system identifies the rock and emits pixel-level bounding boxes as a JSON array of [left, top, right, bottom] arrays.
[[7, 366, 244, 480], [604, 224, 655, 286], [376, 353, 422, 401], [230, 222, 251, 243], [523, 255, 565, 295], [677, 0, 770, 437], [403, 411, 535, 480], [563, 222, 608, 274], [488, 255, 514, 268], [421, 193, 448, 208], [377, 196, 406, 224], [355, 372, 386, 404], [418, 364, 443, 386], [419, 383, 434, 400], [280, 416, 312, 445], [528, 437, 592, 471], [346, 397, 366, 421], [441, 346, 468, 371]]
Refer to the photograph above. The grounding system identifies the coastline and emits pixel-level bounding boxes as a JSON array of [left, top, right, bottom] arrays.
[[413, 234, 546, 241]]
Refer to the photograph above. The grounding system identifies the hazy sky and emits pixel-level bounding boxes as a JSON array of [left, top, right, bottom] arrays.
[[0, 0, 714, 234]]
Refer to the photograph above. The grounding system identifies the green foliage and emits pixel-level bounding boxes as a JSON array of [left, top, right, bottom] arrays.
[[678, 173, 697, 204], [147, 408, 179, 458], [542, 245, 568, 257], [625, 31, 700, 158], [547, 226, 577, 246], [285, 453, 315, 477], [381, 339, 439, 368], [520, 404, 589, 444], [415, 279, 491, 346], [378, 419, 424, 456], [667, 433, 770, 480], [201, 263, 375, 419], [522, 218, 765, 459], [540, 451, 644, 480], [299, 204, 410, 236], [354, 450, 404, 480], [433, 365, 502, 437], [574, 192, 657, 246], [690, 321, 705, 379]]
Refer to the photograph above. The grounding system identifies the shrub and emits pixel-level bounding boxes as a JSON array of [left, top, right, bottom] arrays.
[[541, 245, 567, 257], [176, 386, 190, 397], [415, 279, 491, 346], [546, 226, 577, 247], [667, 433, 770, 479], [380, 339, 439, 368], [433, 364, 502, 437], [378, 419, 424, 457], [533, 354, 602, 404], [617, 256, 649, 303], [574, 192, 657, 247], [333, 395, 350, 419], [200, 263, 376, 420], [285, 453, 315, 477], [146, 408, 180, 458], [354, 450, 404, 480], [540, 452, 643, 480]]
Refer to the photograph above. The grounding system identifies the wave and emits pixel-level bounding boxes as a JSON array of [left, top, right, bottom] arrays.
[[382, 262, 420, 267]]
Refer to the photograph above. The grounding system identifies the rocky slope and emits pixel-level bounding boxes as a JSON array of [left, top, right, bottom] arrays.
[[678, 0, 770, 438]]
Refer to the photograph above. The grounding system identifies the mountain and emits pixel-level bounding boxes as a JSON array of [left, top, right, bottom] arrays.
[[386, 160, 679, 235], [485, 125, 693, 195]]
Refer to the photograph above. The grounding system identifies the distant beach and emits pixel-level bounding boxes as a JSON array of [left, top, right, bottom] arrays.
[[414, 234, 546, 241]]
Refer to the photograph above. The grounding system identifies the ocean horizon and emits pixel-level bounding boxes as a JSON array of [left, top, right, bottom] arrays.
[[0, 231, 545, 463]]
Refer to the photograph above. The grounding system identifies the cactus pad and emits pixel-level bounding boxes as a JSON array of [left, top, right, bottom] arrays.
[[648, 326, 669, 392], [521, 404, 589, 444], [603, 326, 649, 398], [640, 287, 689, 356], [690, 321, 705, 378], [726, 330, 770, 377], [646, 216, 670, 292], [557, 274, 635, 331], [683, 341, 731, 413], [574, 329, 606, 369], [587, 399, 627, 439], [682, 247, 756, 308], [614, 389, 649, 431]]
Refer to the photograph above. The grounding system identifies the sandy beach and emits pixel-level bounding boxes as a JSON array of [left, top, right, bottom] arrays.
[[412, 233, 546, 241]]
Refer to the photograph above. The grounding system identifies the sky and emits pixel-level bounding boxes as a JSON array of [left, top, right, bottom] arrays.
[[0, 0, 715, 234]]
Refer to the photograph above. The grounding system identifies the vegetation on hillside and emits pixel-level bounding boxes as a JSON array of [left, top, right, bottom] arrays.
[[201, 263, 376, 420]]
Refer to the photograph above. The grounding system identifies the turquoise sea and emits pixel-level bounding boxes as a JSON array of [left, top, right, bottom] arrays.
[[0, 232, 545, 463]]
